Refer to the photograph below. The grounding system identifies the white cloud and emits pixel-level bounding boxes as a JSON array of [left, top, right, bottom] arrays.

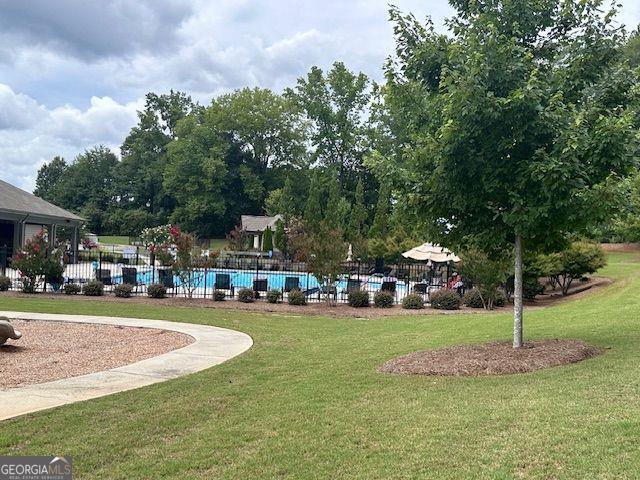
[[0, 84, 140, 191]]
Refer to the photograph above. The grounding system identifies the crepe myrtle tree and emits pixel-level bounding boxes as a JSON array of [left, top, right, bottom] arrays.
[[387, 1, 639, 347]]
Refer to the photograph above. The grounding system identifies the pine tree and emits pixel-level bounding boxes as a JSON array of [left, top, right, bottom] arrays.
[[263, 227, 273, 252], [304, 174, 323, 231]]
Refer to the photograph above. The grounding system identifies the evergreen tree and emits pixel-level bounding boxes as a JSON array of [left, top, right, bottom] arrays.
[[304, 175, 323, 230], [369, 182, 391, 239], [263, 227, 273, 252]]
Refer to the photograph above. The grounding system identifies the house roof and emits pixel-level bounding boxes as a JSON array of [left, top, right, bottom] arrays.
[[0, 179, 83, 224], [241, 214, 282, 232]]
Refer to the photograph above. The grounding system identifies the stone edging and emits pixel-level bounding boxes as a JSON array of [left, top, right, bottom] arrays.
[[0, 311, 253, 421]]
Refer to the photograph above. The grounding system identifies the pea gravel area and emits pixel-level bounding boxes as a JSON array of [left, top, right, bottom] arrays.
[[0, 320, 193, 389], [380, 339, 604, 376]]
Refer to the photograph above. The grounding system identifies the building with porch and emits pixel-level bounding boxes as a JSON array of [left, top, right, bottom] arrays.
[[0, 179, 83, 265], [240, 214, 282, 250]]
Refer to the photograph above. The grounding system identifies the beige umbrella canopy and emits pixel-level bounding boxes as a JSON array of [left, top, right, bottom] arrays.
[[402, 242, 460, 263]]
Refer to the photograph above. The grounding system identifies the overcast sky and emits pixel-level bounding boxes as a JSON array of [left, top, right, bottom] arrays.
[[1, 0, 638, 192]]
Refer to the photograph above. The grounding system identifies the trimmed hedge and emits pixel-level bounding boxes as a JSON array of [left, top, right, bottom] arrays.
[[462, 289, 484, 308], [213, 290, 226, 301], [63, 283, 81, 295], [402, 293, 424, 310], [147, 283, 166, 299], [238, 288, 255, 303], [288, 289, 307, 306], [266, 289, 282, 304], [0, 276, 11, 292], [429, 289, 461, 310], [348, 290, 369, 308], [82, 280, 104, 296], [374, 290, 394, 308], [114, 283, 134, 298]]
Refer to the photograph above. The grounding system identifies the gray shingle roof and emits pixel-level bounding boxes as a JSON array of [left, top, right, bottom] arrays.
[[241, 214, 282, 232], [0, 179, 83, 222]]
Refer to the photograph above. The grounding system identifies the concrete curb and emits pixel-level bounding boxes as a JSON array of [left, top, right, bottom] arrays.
[[0, 311, 253, 421]]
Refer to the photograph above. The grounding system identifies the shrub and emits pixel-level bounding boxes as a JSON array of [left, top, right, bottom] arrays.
[[82, 280, 104, 296], [0, 276, 11, 292], [348, 289, 370, 307], [212, 290, 226, 301], [63, 283, 81, 295], [288, 289, 307, 306], [429, 289, 461, 310], [402, 293, 424, 310], [147, 283, 166, 299], [523, 276, 545, 300], [494, 290, 507, 307], [238, 288, 255, 303], [114, 283, 134, 298], [374, 290, 394, 308], [266, 289, 282, 304], [462, 289, 484, 308]]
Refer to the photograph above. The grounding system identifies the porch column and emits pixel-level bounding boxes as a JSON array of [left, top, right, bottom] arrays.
[[71, 225, 79, 264]]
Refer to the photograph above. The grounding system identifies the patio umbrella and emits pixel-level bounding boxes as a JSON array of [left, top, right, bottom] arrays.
[[402, 242, 460, 263]]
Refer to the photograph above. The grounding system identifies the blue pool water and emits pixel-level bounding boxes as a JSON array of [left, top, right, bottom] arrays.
[[114, 268, 408, 293]]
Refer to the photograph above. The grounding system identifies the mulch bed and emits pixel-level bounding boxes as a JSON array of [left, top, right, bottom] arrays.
[[380, 339, 604, 376], [0, 320, 193, 389]]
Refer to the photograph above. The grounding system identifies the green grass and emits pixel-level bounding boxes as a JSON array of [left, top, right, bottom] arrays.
[[98, 235, 130, 245], [208, 238, 228, 250], [1, 253, 640, 478]]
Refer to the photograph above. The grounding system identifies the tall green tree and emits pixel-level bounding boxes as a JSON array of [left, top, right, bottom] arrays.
[[369, 181, 391, 239], [287, 62, 371, 192], [387, 1, 639, 347], [34, 156, 68, 205], [304, 174, 324, 230]]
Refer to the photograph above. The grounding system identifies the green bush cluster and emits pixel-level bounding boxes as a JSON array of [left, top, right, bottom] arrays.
[[288, 289, 307, 306], [82, 280, 104, 296], [147, 283, 166, 299], [462, 289, 484, 308], [238, 288, 255, 303], [266, 289, 282, 304], [63, 283, 81, 295], [373, 290, 394, 308], [114, 283, 134, 298], [0, 276, 11, 292], [402, 293, 424, 310], [429, 289, 461, 310], [348, 290, 369, 308], [212, 290, 226, 301]]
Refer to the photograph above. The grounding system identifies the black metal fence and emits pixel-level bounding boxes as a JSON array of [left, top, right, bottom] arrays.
[[0, 246, 461, 304]]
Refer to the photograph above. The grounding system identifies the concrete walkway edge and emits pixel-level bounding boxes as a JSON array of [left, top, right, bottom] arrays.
[[0, 311, 253, 421]]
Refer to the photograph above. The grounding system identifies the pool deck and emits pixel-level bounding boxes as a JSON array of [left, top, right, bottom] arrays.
[[0, 311, 253, 421]]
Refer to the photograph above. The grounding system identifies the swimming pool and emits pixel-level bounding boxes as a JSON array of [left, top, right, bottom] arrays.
[[116, 268, 409, 293]]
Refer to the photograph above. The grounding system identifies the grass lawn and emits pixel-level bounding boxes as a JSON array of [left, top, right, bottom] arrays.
[[98, 235, 130, 245], [0, 253, 639, 478], [209, 238, 228, 250]]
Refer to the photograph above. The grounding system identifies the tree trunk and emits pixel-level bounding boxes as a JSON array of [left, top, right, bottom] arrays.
[[513, 234, 524, 348]]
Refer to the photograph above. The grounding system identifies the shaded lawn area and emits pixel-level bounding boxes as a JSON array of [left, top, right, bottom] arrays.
[[0, 253, 639, 478], [97, 235, 130, 245]]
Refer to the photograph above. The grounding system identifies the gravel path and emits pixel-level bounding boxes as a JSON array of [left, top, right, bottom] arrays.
[[0, 320, 193, 389]]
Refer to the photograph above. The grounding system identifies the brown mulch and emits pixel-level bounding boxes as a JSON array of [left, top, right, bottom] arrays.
[[379, 339, 604, 376], [600, 243, 640, 252], [0, 320, 193, 389]]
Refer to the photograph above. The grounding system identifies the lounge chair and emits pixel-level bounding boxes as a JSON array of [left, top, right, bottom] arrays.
[[158, 269, 175, 291], [381, 281, 396, 294], [122, 267, 142, 291], [253, 278, 268, 298], [284, 276, 300, 293], [413, 283, 428, 294], [346, 279, 362, 293], [96, 269, 113, 286], [319, 284, 337, 301]]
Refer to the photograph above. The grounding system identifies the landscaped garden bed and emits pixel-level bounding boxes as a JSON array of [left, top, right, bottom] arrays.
[[379, 339, 604, 377]]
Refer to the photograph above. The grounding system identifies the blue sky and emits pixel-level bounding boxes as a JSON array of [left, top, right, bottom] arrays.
[[0, 0, 638, 192]]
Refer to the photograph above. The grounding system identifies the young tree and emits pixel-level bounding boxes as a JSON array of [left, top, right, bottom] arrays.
[[262, 227, 273, 252], [387, 2, 639, 347], [460, 248, 512, 310], [307, 224, 348, 305]]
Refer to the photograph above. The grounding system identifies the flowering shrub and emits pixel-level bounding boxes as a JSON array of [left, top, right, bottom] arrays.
[[11, 231, 65, 293]]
